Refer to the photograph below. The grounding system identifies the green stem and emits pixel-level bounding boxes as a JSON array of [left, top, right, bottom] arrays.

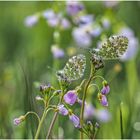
[[25, 111, 40, 124], [46, 89, 64, 139], [80, 62, 94, 139], [34, 108, 52, 139], [120, 102, 124, 139]]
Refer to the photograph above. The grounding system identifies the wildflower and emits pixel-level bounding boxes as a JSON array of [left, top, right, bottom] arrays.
[[61, 18, 71, 29], [95, 109, 111, 122], [64, 90, 77, 105], [90, 25, 102, 37], [101, 81, 110, 95], [69, 113, 81, 128], [13, 115, 25, 126], [57, 104, 68, 116], [75, 14, 94, 26], [39, 84, 51, 93], [98, 94, 108, 107], [72, 26, 92, 47], [84, 103, 95, 119], [24, 15, 38, 27], [66, 1, 84, 16], [51, 45, 65, 59], [102, 18, 110, 29]]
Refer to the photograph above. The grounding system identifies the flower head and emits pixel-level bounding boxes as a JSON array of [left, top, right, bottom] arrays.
[[98, 94, 108, 107], [101, 85, 110, 95], [66, 1, 84, 16], [57, 104, 68, 116], [13, 115, 25, 126], [64, 90, 77, 105], [51, 45, 65, 59], [69, 113, 80, 128], [24, 15, 38, 27], [84, 103, 95, 119]]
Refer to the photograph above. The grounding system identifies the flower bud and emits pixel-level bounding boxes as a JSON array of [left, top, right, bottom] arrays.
[[13, 115, 25, 126]]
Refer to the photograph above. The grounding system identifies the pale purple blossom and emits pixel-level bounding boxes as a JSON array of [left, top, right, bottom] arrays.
[[84, 103, 95, 119], [57, 104, 68, 116], [61, 18, 71, 29], [90, 26, 102, 37], [51, 45, 65, 58], [66, 1, 84, 16], [100, 95, 108, 107], [95, 109, 111, 122], [101, 85, 110, 95], [13, 116, 25, 126], [64, 90, 77, 105], [72, 27, 92, 47], [102, 18, 110, 29], [75, 15, 94, 26], [24, 15, 38, 27], [14, 118, 21, 125], [69, 114, 81, 128]]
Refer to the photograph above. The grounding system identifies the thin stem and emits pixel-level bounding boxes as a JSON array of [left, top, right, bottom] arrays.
[[120, 102, 124, 139], [25, 111, 40, 124], [46, 89, 64, 139], [88, 83, 100, 93], [93, 75, 105, 81], [34, 108, 52, 139], [80, 62, 94, 139]]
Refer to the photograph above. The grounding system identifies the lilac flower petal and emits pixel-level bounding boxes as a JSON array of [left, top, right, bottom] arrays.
[[24, 15, 38, 27], [13, 118, 21, 125], [72, 27, 92, 48], [57, 104, 68, 116], [51, 45, 65, 58], [101, 85, 110, 95], [66, 1, 84, 16], [61, 18, 71, 29], [84, 103, 95, 119], [95, 109, 111, 122], [69, 114, 80, 128], [101, 95, 108, 107], [64, 90, 77, 105]]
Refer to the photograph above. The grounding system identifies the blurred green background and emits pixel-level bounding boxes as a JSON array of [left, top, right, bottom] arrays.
[[0, 1, 140, 139]]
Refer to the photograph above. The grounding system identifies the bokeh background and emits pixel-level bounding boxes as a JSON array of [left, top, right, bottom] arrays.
[[0, 1, 140, 139]]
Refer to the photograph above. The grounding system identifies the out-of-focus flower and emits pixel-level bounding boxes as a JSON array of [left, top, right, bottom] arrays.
[[66, 1, 84, 16], [98, 94, 108, 107], [84, 103, 95, 119], [102, 18, 110, 29], [64, 90, 77, 105], [95, 109, 111, 122], [104, 1, 119, 8], [13, 115, 25, 125], [90, 25, 102, 37], [43, 10, 70, 29], [77, 98, 83, 106], [24, 15, 38, 27], [57, 104, 68, 116], [75, 15, 94, 26], [61, 18, 71, 29], [39, 83, 51, 92], [51, 45, 65, 59], [69, 113, 81, 128], [101, 85, 110, 95], [72, 26, 92, 47], [118, 27, 139, 61]]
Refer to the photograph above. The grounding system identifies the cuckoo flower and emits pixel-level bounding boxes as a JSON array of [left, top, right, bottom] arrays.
[[64, 90, 77, 105], [69, 113, 81, 128], [13, 115, 25, 126], [101, 84, 110, 95], [98, 94, 108, 107], [57, 104, 68, 116], [24, 15, 38, 27]]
